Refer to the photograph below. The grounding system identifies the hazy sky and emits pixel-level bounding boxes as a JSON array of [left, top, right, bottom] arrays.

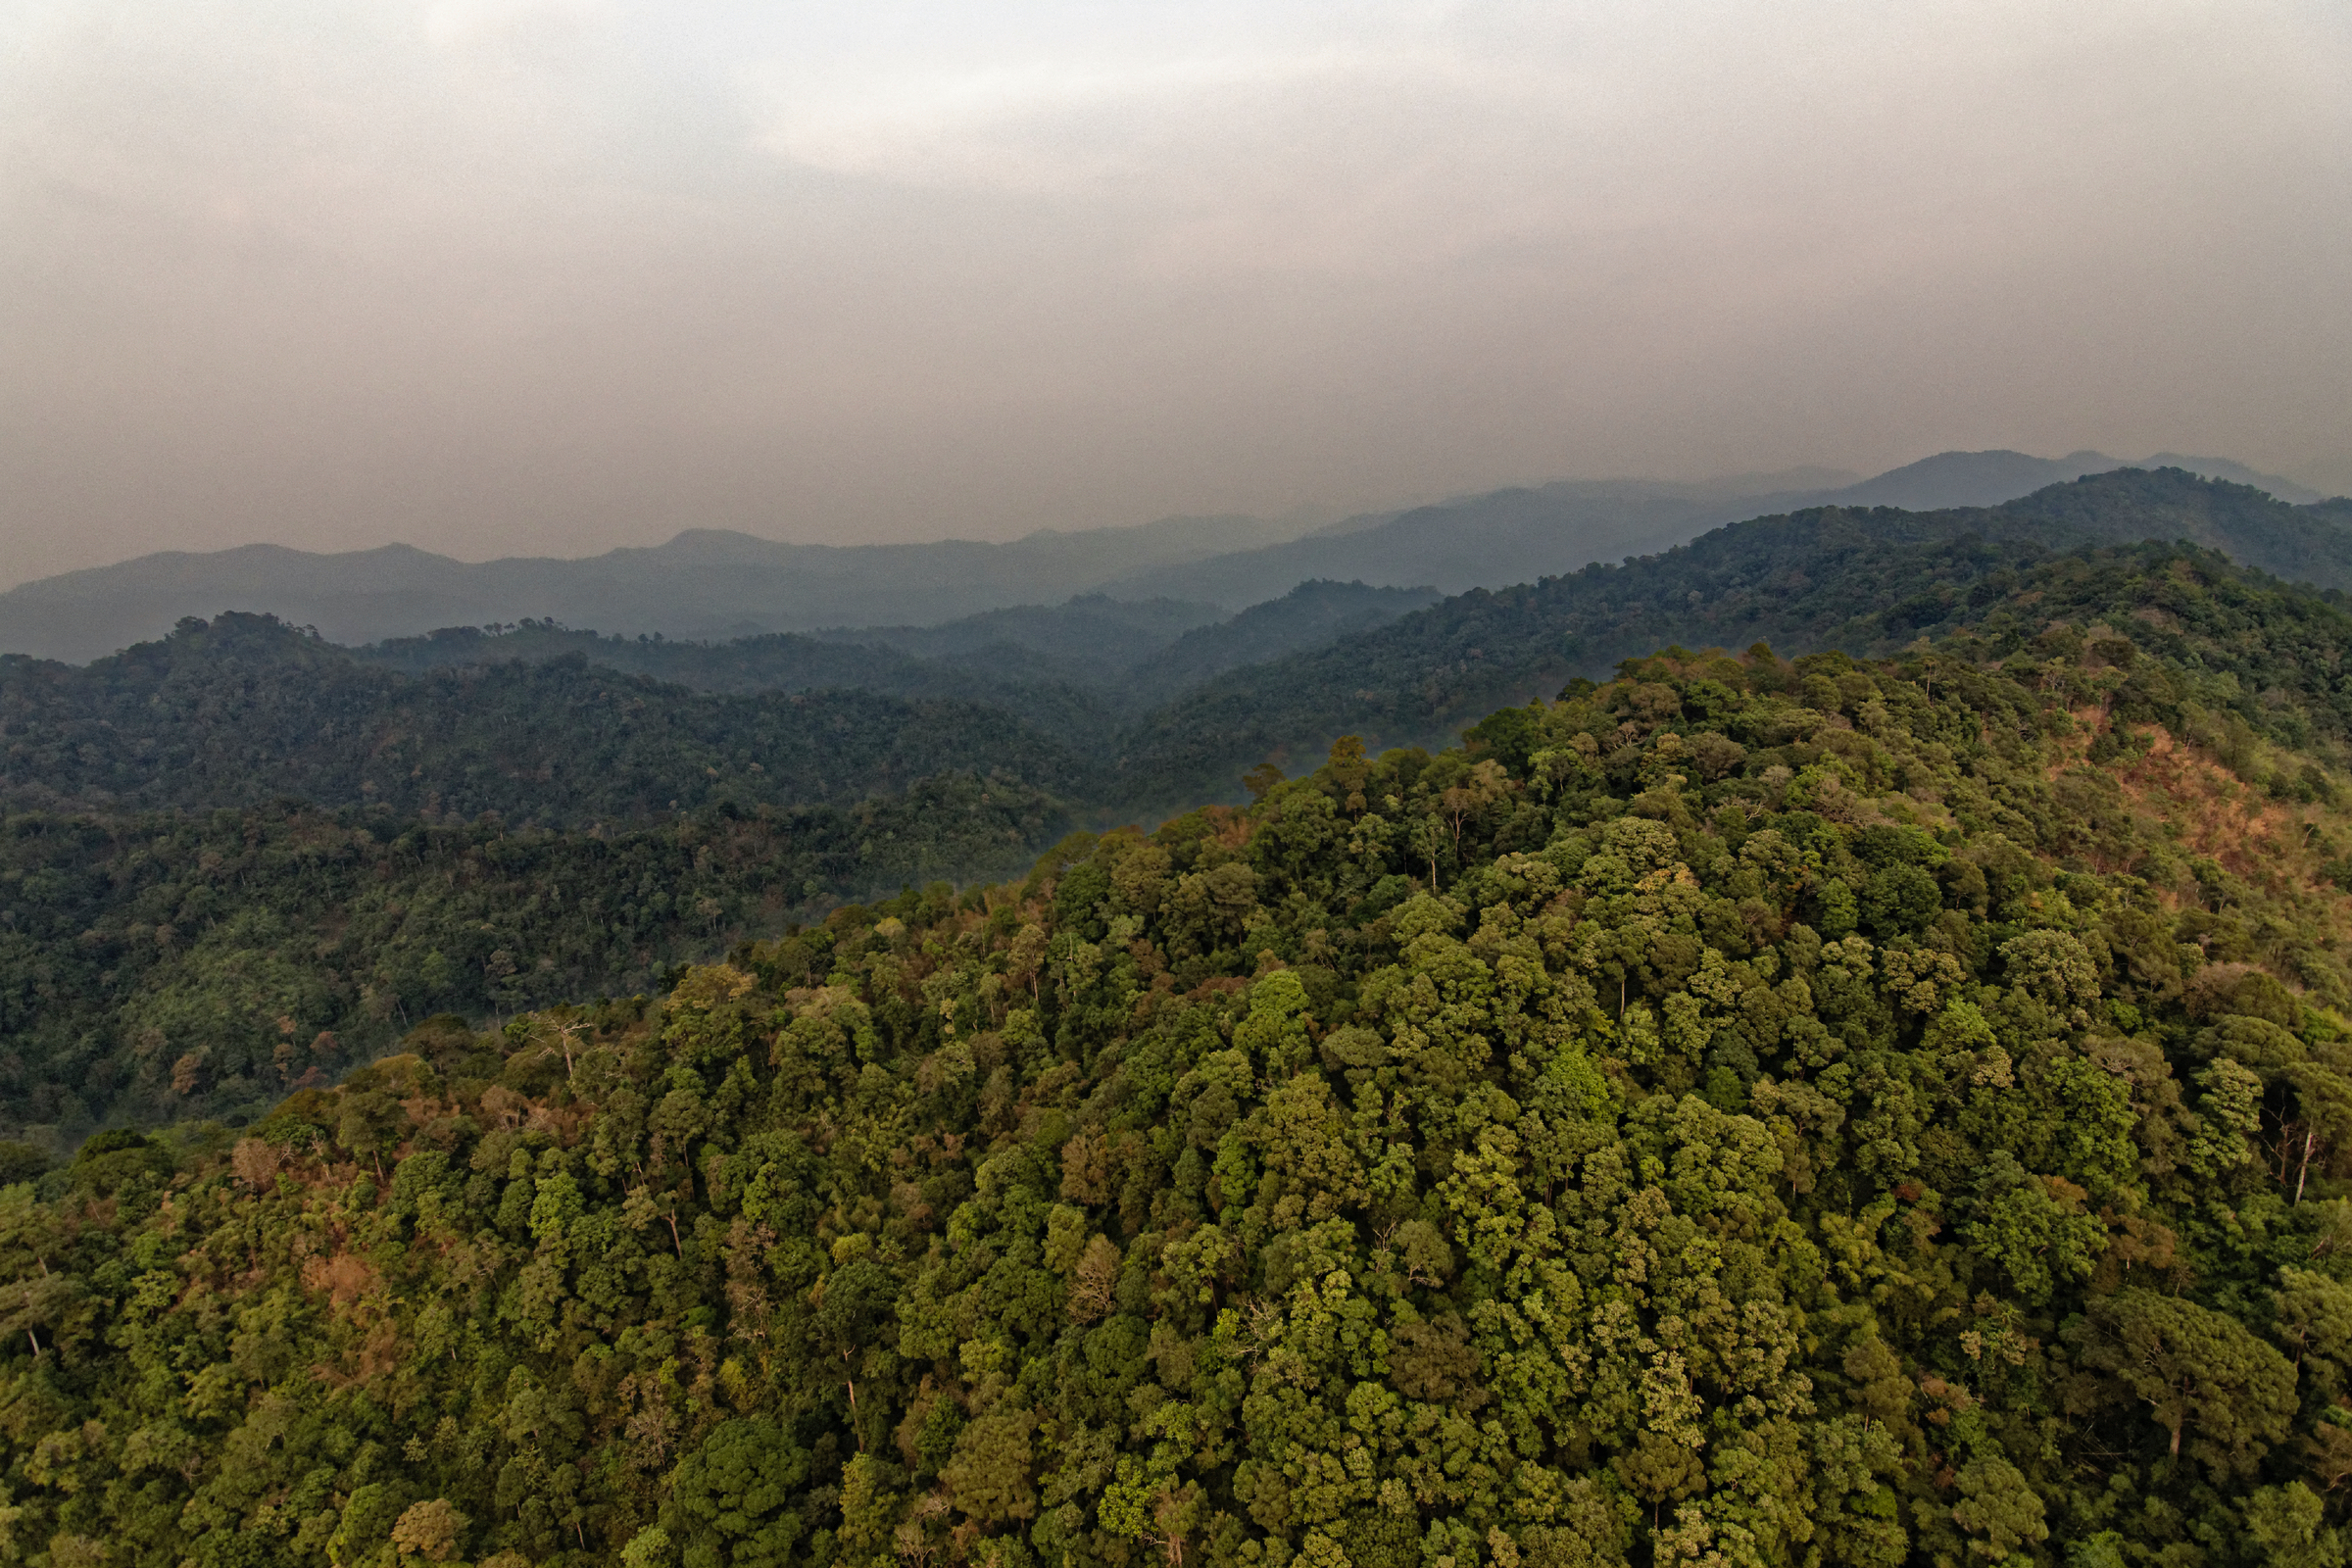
[[3, 1, 2347, 586]]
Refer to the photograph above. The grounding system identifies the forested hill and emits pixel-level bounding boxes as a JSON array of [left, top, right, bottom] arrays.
[[11, 471, 2338, 831], [355, 582, 1441, 722], [0, 779, 1064, 1138], [0, 615, 1108, 1140], [13, 639, 2352, 1563], [0, 613, 1096, 823], [6, 473, 2352, 1145], [1119, 583, 1445, 703], [353, 621, 1123, 752], [1114, 468, 2352, 806], [2015, 466, 2352, 588]]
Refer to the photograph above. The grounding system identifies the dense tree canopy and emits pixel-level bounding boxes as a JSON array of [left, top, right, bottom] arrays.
[[352, 622, 1122, 753], [0, 778, 1061, 1140], [0, 614, 1095, 824], [8, 636, 2352, 1565]]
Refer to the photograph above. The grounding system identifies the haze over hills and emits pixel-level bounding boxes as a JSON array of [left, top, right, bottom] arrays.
[[0, 513, 1303, 663], [1102, 451, 2334, 609], [1109, 466, 2352, 806], [3, 466, 2341, 837], [348, 581, 1441, 733], [7, 464, 2339, 834], [2, 450, 2329, 664], [1815, 448, 2330, 509], [13, 5, 2352, 1556]]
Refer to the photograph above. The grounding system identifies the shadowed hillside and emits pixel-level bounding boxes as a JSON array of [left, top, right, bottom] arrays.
[[0, 613, 1097, 823]]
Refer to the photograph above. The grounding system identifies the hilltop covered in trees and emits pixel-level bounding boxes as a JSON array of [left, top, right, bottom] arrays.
[[0, 613, 1095, 825], [9, 634, 2352, 1563], [6, 471, 2352, 1151]]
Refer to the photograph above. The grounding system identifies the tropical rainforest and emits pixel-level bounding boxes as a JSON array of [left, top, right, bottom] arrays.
[[4, 468, 2352, 1564], [7, 471, 2352, 1146]]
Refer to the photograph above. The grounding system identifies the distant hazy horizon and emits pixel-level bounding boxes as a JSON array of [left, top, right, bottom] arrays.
[[10, 447, 2340, 593], [4, 2, 2346, 586], [0, 462, 1871, 587]]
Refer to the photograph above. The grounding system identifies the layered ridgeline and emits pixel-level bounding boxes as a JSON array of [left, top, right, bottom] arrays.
[[0, 587, 1437, 1144], [0, 448, 2327, 663], [0, 616, 1095, 1139], [14, 470, 2329, 828], [348, 582, 1444, 739], [13, 642, 2352, 1564], [9, 472, 2352, 1146], [0, 613, 1096, 824], [1119, 468, 2352, 805]]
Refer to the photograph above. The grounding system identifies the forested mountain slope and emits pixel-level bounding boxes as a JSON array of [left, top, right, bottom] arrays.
[[8, 473, 2352, 1149], [353, 623, 1122, 752], [1113, 469, 2352, 807], [0, 614, 1096, 823], [0, 779, 1064, 1139], [808, 598, 1226, 672], [360, 584, 1441, 723], [1120, 583, 1446, 703], [10, 641, 2352, 1563], [1099, 455, 2334, 610], [2011, 467, 2352, 588]]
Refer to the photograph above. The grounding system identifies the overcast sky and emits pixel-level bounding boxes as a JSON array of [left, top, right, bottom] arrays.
[[2, 1, 2347, 585]]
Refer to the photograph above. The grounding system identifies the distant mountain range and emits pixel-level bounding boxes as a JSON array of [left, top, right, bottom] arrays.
[[0, 514, 1298, 664], [10, 466, 2339, 827], [345, 580, 1445, 750], [1099, 451, 2330, 608], [4, 465, 2349, 1145], [0, 450, 2331, 662], [1110, 466, 2352, 806]]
